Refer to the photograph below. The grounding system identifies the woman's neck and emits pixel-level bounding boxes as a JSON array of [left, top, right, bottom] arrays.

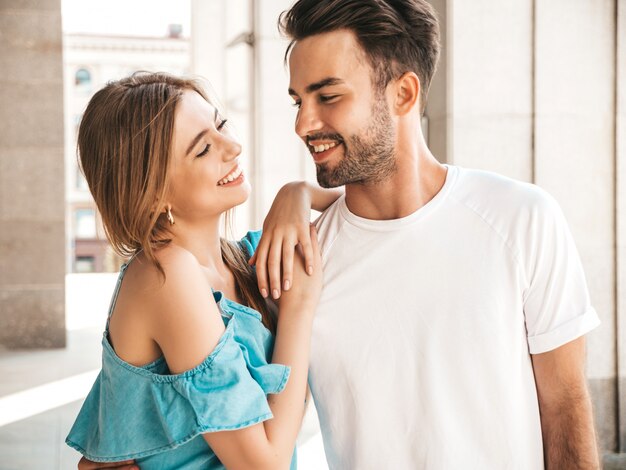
[[169, 218, 227, 276]]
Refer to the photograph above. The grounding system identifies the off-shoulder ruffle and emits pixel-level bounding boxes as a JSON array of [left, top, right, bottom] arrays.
[[65, 301, 290, 462]]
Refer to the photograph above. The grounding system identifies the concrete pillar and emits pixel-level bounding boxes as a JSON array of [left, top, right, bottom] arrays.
[[190, 0, 226, 98], [446, 0, 534, 182], [425, 0, 449, 163], [190, 0, 254, 236], [254, 0, 311, 226], [534, 0, 617, 452], [0, 0, 66, 348], [616, 0, 626, 455]]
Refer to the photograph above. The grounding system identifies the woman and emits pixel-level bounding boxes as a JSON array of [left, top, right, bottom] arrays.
[[65, 72, 339, 469]]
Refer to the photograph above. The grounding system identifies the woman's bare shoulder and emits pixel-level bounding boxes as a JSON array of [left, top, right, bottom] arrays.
[[109, 244, 221, 368]]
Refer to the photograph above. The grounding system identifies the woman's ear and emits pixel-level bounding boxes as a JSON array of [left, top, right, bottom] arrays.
[[391, 72, 420, 116]]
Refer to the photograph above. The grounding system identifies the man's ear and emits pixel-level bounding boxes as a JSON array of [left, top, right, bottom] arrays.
[[391, 72, 420, 116]]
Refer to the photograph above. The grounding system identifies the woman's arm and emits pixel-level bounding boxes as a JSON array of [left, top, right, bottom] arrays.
[[204, 227, 322, 469], [251, 181, 342, 299], [77, 237, 321, 470], [144, 241, 321, 470], [299, 181, 344, 212]]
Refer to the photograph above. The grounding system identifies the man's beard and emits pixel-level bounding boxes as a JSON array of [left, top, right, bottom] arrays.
[[315, 99, 396, 188]]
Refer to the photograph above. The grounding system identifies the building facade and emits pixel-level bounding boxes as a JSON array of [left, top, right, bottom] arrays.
[[63, 32, 190, 273]]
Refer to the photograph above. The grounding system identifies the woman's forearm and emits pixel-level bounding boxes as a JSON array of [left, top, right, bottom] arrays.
[[281, 181, 342, 212], [263, 306, 315, 464], [305, 181, 343, 212]]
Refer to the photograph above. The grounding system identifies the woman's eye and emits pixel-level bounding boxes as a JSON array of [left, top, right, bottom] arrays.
[[217, 119, 228, 131], [196, 144, 210, 158]]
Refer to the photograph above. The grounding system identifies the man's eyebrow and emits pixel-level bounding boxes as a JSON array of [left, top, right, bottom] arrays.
[[185, 108, 220, 156], [288, 77, 345, 96]]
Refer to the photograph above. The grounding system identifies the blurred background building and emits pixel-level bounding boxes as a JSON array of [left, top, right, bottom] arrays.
[[0, 0, 624, 468], [64, 30, 190, 273]]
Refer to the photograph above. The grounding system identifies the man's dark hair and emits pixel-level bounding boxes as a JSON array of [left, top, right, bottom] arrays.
[[279, 0, 440, 112]]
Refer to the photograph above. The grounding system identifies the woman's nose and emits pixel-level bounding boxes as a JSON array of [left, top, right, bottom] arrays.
[[219, 133, 242, 161]]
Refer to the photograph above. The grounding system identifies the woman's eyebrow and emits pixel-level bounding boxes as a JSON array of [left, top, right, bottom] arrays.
[[185, 108, 220, 156], [186, 129, 208, 156]]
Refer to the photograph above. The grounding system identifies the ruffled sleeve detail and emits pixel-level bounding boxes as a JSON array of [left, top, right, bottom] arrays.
[[65, 307, 290, 462], [239, 230, 263, 261]]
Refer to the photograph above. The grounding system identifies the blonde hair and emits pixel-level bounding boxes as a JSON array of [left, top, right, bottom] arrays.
[[78, 72, 275, 333]]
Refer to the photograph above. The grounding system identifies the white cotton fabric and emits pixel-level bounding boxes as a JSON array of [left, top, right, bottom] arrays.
[[310, 165, 599, 470]]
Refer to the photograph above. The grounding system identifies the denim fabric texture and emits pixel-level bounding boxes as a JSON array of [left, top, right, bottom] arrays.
[[65, 231, 296, 469]]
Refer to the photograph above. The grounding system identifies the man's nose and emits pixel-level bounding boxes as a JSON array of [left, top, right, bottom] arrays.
[[295, 103, 323, 138]]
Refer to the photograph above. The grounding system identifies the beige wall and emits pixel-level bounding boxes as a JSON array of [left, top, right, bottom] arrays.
[[0, 0, 66, 348]]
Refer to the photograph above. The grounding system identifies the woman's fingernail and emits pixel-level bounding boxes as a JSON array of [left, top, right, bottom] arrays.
[[283, 279, 291, 291], [261, 288, 268, 298], [272, 288, 280, 299], [307, 265, 314, 275]]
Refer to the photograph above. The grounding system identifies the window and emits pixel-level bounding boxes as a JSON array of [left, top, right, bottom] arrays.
[[75, 208, 97, 239], [76, 166, 88, 191], [75, 68, 91, 86], [75, 256, 95, 273]]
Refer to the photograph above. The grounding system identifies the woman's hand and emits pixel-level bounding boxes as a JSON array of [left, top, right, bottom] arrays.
[[250, 182, 315, 300], [278, 224, 323, 312], [251, 181, 341, 300]]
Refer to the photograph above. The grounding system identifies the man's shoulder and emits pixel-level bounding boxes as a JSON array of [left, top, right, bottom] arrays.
[[452, 166, 557, 216], [313, 195, 347, 256], [314, 194, 345, 229]]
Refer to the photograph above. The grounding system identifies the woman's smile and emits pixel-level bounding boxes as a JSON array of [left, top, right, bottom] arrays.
[[217, 164, 244, 186]]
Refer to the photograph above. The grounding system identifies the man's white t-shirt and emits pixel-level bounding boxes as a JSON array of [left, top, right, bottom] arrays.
[[310, 165, 600, 470]]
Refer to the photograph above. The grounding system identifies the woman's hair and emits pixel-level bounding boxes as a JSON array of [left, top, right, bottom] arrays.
[[279, 0, 440, 113], [78, 72, 276, 333]]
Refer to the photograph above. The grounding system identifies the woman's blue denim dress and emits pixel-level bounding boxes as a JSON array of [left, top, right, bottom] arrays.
[[65, 231, 297, 469]]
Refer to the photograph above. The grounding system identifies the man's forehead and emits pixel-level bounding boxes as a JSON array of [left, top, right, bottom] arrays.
[[288, 30, 368, 90]]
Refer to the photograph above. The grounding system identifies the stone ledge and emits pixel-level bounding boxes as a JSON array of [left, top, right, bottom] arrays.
[[603, 453, 626, 470]]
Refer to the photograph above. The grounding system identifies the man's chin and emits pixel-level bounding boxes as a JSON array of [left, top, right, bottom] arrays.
[[316, 168, 344, 188]]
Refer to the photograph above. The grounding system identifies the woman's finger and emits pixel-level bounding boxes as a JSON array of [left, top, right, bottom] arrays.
[[254, 236, 271, 298], [310, 224, 321, 264], [299, 225, 315, 275], [267, 238, 283, 299], [281, 237, 296, 291]]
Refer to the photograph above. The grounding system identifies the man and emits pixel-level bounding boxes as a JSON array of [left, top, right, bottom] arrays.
[[270, 0, 601, 468]]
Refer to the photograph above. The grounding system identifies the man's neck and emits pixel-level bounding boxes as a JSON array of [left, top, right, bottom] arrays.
[[344, 149, 447, 221]]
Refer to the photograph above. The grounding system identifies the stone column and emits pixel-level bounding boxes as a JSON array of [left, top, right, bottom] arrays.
[[0, 0, 66, 348], [534, 0, 617, 453], [616, 0, 626, 456], [425, 0, 449, 163], [446, 0, 534, 182], [254, 0, 310, 226]]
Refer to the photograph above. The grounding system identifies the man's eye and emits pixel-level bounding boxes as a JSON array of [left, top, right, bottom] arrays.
[[320, 95, 339, 103], [292, 101, 302, 109], [196, 144, 210, 158]]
